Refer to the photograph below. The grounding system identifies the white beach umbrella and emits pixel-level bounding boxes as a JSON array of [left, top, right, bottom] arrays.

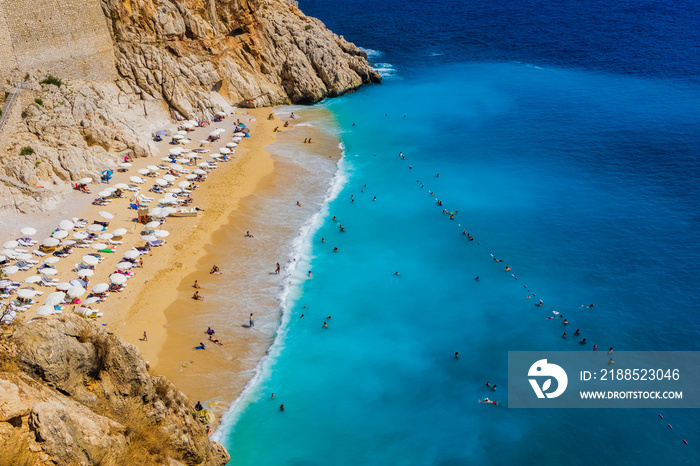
[[153, 208, 172, 218], [67, 286, 85, 298], [77, 269, 94, 278], [91, 243, 108, 251], [55, 282, 72, 291], [216, 111, 227, 117], [147, 165, 160, 172], [16, 289, 36, 299], [137, 168, 151, 175], [182, 122, 194, 129], [39, 268, 58, 276], [97, 190, 112, 198], [145, 221, 161, 229], [21, 227, 37, 236], [98, 233, 114, 240], [232, 137, 243, 142], [199, 140, 211, 144], [141, 235, 157, 242], [168, 188, 182, 194], [112, 228, 127, 237], [73, 231, 89, 240], [176, 130, 188, 136], [208, 131, 219, 138], [36, 305, 54, 316], [154, 230, 169, 238], [114, 183, 129, 189], [172, 134, 184, 140], [16, 253, 33, 261], [24, 275, 41, 284], [105, 187, 117, 193], [83, 297, 100, 305], [198, 162, 211, 167], [215, 128, 225, 134], [219, 147, 231, 155], [158, 197, 177, 205], [43, 257, 60, 264], [170, 164, 184, 171], [154, 178, 168, 187], [184, 174, 197, 181], [109, 274, 127, 285], [42, 238, 60, 247], [119, 162, 132, 168], [91, 283, 109, 293], [88, 224, 104, 232], [169, 147, 184, 156], [59, 220, 75, 231], [193, 169, 206, 175], [98, 211, 114, 220], [83, 255, 99, 265], [52, 230, 69, 239], [116, 262, 133, 270], [45, 292, 66, 306], [3, 240, 19, 249], [123, 250, 140, 260], [226, 142, 237, 148], [2, 266, 19, 275], [78, 177, 93, 184], [163, 174, 177, 182], [60, 240, 76, 247], [129, 176, 145, 184], [177, 181, 190, 189]]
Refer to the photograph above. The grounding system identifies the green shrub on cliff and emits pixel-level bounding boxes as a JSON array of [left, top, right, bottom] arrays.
[[40, 75, 63, 87], [20, 147, 34, 156], [34, 98, 43, 106]]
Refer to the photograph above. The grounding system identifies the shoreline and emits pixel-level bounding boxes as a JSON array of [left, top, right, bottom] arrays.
[[0, 104, 343, 430]]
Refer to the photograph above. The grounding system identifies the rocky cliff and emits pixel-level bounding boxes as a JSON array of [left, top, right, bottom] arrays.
[[0, 314, 229, 465], [0, 0, 380, 212]]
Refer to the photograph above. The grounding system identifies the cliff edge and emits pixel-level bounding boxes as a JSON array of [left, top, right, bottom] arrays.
[[0, 314, 230, 466]]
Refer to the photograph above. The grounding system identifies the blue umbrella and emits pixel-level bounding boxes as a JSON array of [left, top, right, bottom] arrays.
[[155, 130, 168, 136]]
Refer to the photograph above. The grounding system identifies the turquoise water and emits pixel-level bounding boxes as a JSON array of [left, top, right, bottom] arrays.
[[216, 0, 700, 463], [216, 62, 700, 464]]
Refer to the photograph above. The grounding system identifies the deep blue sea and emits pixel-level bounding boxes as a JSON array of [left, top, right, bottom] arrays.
[[216, 0, 700, 464]]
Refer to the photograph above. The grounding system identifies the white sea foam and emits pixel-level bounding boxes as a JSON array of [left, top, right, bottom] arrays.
[[358, 47, 382, 59], [373, 62, 397, 77], [213, 146, 350, 442]]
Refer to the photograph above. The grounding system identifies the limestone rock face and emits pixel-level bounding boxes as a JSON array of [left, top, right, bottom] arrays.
[[104, 0, 381, 114], [0, 315, 229, 466]]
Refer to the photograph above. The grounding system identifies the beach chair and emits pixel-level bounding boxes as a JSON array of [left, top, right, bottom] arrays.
[[147, 240, 165, 247], [17, 238, 37, 247], [108, 239, 123, 245], [126, 185, 140, 192], [40, 274, 58, 287], [14, 261, 34, 271], [72, 218, 88, 228], [32, 250, 47, 257]]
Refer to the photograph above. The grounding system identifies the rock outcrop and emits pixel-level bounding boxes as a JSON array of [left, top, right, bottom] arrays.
[[0, 315, 229, 465], [105, 0, 382, 113]]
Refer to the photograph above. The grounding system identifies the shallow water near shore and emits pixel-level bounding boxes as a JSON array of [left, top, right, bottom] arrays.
[[216, 0, 700, 463]]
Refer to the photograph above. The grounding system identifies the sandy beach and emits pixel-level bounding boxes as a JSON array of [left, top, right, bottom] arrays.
[[0, 105, 341, 424]]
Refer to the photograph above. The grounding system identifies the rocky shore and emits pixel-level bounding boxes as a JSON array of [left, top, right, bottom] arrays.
[[0, 314, 229, 465]]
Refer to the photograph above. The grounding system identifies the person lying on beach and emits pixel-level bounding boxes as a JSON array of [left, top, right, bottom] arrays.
[[208, 335, 223, 346], [195, 343, 206, 350], [210, 265, 221, 274], [193, 291, 203, 301], [245, 231, 254, 238]]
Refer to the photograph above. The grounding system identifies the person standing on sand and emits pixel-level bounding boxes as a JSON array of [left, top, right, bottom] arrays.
[[249, 313, 254, 328], [275, 263, 281, 274], [143, 331, 148, 342]]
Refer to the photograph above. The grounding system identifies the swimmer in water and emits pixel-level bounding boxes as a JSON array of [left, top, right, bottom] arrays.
[[322, 322, 328, 328], [575, 329, 581, 335], [332, 216, 337, 221], [505, 266, 512, 272], [475, 276, 480, 281], [321, 238, 325, 243], [580, 338, 587, 345], [280, 404, 285, 411], [562, 332, 567, 338], [479, 398, 501, 405], [563, 319, 569, 325], [608, 358, 615, 365], [394, 271, 400, 276], [592, 344, 598, 351], [333, 247, 338, 252], [608, 347, 613, 354], [454, 352, 459, 359]]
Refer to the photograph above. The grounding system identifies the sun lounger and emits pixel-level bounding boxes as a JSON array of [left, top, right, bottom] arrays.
[[17, 238, 37, 247], [125, 185, 140, 192], [14, 261, 34, 271], [32, 250, 47, 257], [72, 218, 88, 228]]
